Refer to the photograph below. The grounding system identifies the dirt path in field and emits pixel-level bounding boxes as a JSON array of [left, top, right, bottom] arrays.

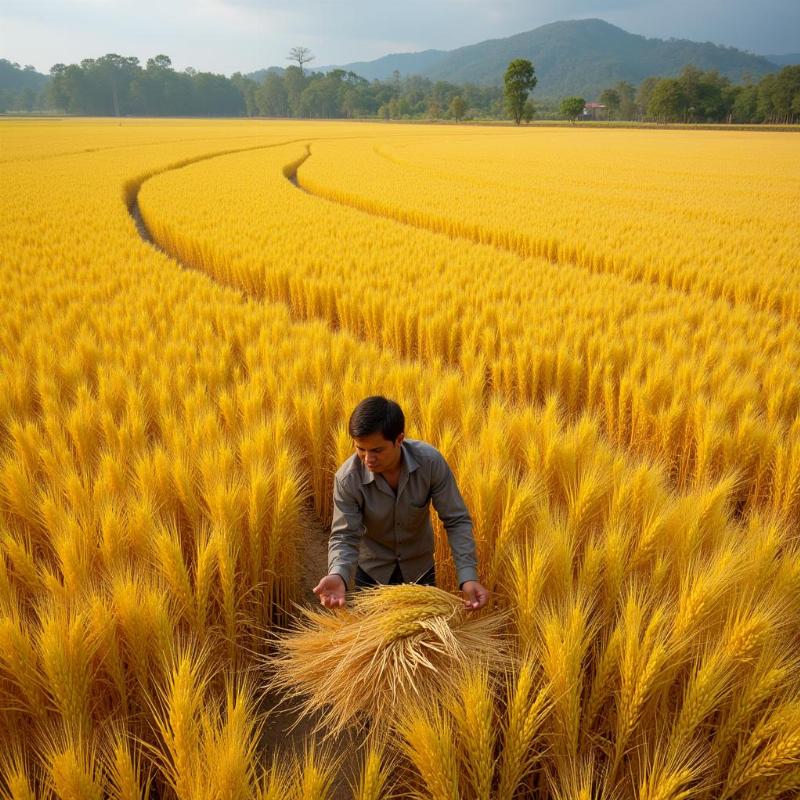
[[129, 198, 161, 250], [259, 507, 364, 798]]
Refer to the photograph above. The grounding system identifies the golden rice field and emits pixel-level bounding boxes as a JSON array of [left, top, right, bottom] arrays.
[[1, 117, 800, 799]]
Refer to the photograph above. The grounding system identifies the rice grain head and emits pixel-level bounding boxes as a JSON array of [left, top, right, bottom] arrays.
[[497, 658, 551, 800], [294, 743, 338, 800], [397, 704, 460, 800], [351, 740, 393, 800], [448, 665, 496, 800]]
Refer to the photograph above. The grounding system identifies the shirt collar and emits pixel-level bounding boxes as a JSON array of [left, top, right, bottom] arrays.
[[360, 439, 418, 484]]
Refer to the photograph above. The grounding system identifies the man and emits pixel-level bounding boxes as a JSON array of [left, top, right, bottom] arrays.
[[313, 396, 489, 611]]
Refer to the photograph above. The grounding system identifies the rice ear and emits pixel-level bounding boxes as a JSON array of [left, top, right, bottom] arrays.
[[0, 736, 37, 800], [293, 742, 339, 800], [396, 703, 460, 800], [350, 739, 394, 800], [101, 722, 151, 800]]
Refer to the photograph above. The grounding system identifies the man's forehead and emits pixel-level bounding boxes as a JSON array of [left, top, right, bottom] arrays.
[[353, 432, 396, 448]]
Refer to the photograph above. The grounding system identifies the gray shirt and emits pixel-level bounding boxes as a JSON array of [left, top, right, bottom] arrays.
[[328, 438, 479, 589]]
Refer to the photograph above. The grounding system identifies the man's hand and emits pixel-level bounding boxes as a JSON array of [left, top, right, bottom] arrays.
[[461, 580, 489, 611], [313, 574, 346, 608]]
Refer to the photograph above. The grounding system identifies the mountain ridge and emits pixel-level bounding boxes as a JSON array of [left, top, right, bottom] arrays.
[[309, 19, 781, 98]]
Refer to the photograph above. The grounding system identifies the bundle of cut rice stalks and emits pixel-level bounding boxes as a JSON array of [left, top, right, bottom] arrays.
[[268, 584, 510, 736]]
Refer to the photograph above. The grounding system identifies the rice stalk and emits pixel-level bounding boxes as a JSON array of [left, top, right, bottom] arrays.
[[39, 723, 103, 800], [397, 704, 460, 800], [448, 665, 496, 800], [149, 644, 211, 799], [496, 658, 551, 800], [506, 539, 550, 655], [36, 601, 96, 735], [294, 743, 338, 800], [202, 674, 264, 800], [636, 742, 706, 800], [351, 740, 393, 800], [0, 737, 36, 800], [103, 724, 151, 800], [608, 593, 670, 785], [0, 602, 47, 719], [721, 700, 800, 799]]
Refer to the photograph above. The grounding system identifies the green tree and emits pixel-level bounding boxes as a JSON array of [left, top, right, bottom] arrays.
[[48, 63, 70, 111], [730, 83, 758, 122], [283, 65, 307, 116], [761, 65, 800, 123], [299, 70, 348, 118], [647, 78, 689, 122], [615, 81, 637, 119], [147, 54, 172, 71], [256, 72, 289, 116], [503, 58, 537, 125], [560, 96, 585, 123], [230, 72, 258, 116], [647, 78, 687, 122], [191, 71, 245, 116], [599, 88, 620, 119], [675, 65, 732, 122], [636, 76, 660, 118], [449, 95, 466, 122], [94, 54, 140, 115], [521, 99, 535, 123]]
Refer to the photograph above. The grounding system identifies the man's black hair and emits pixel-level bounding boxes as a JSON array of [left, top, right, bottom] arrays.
[[348, 396, 405, 441]]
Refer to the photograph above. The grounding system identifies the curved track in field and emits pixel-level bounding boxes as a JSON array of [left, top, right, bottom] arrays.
[[291, 146, 792, 325], [293, 146, 754, 318], [127, 139, 796, 393], [128, 137, 752, 324]]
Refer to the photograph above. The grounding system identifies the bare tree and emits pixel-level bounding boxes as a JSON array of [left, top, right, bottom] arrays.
[[287, 46, 315, 76]]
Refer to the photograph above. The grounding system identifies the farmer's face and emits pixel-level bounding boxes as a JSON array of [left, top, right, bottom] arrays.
[[354, 431, 404, 474]]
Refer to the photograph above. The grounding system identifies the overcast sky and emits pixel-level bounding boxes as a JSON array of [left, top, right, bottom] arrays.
[[2, 0, 799, 76]]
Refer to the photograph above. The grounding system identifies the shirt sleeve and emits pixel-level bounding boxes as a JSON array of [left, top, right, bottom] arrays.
[[429, 453, 479, 587], [328, 474, 364, 590]]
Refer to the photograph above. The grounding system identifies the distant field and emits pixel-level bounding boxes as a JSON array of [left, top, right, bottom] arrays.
[[2, 118, 799, 799]]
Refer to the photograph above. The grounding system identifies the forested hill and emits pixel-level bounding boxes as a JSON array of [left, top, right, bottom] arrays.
[[309, 49, 448, 83], [0, 60, 49, 92], [319, 19, 779, 98], [246, 48, 449, 84]]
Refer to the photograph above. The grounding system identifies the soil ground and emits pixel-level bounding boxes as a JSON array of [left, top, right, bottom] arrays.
[[260, 506, 366, 798]]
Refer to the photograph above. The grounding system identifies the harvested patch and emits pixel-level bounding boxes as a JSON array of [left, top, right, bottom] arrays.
[[268, 584, 510, 736]]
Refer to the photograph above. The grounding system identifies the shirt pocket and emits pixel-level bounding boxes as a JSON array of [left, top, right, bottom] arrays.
[[406, 500, 430, 526]]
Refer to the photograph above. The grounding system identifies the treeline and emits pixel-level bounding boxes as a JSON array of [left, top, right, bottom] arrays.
[[48, 55, 245, 116], [5, 53, 503, 120], [598, 64, 800, 123], [0, 59, 48, 113], [242, 67, 503, 119], [2, 53, 798, 124]]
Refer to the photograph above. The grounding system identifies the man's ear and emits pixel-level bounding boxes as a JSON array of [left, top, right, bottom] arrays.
[[396, 432, 405, 446]]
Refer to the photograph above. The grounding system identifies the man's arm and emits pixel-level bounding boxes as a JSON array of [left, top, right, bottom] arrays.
[[429, 453, 480, 589], [327, 474, 364, 590]]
